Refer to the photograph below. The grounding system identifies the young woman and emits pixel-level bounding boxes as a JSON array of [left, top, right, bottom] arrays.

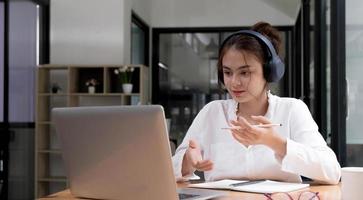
[[172, 22, 341, 184]]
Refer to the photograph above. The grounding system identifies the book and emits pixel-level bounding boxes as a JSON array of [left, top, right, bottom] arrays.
[[188, 179, 310, 194]]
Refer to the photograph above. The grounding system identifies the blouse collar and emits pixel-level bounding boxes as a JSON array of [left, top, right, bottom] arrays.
[[230, 90, 275, 120]]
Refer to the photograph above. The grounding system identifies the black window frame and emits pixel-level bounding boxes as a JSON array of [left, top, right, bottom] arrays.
[[330, 0, 347, 166]]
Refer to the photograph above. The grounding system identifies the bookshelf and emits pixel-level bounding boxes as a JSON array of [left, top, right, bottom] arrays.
[[35, 64, 149, 198]]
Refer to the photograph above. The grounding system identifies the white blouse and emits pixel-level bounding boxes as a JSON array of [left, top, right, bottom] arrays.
[[172, 92, 341, 184]]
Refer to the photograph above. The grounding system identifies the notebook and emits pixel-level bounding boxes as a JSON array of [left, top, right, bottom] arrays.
[[189, 179, 310, 194]]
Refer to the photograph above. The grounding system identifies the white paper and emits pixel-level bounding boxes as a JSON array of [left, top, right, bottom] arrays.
[[190, 179, 248, 190], [189, 179, 309, 194], [176, 173, 201, 182]]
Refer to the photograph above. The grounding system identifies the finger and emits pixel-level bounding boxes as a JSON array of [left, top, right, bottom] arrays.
[[236, 125, 261, 142], [238, 116, 254, 130], [231, 133, 250, 146], [190, 154, 202, 166], [231, 127, 248, 136], [188, 151, 202, 165], [231, 125, 253, 138], [233, 130, 254, 142], [230, 121, 240, 130], [231, 131, 249, 144], [230, 120, 246, 130], [231, 131, 242, 141], [196, 164, 213, 172], [230, 120, 243, 126], [195, 159, 213, 168], [190, 156, 201, 166], [243, 130, 258, 141], [198, 163, 214, 171], [231, 129, 244, 136], [189, 139, 199, 149], [230, 120, 239, 126], [251, 115, 271, 124], [195, 160, 213, 169]]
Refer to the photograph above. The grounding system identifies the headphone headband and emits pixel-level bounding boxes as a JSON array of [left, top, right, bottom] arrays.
[[220, 30, 278, 59]]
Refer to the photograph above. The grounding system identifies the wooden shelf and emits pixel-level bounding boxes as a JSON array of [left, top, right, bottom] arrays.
[[37, 149, 62, 154], [38, 177, 67, 183], [35, 64, 149, 198], [37, 121, 53, 125], [38, 93, 68, 96], [69, 93, 140, 96]]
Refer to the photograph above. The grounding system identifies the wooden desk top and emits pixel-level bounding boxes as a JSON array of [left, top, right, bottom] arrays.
[[39, 182, 341, 200]]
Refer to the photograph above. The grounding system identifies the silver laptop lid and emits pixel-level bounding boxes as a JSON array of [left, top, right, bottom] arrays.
[[52, 105, 178, 200]]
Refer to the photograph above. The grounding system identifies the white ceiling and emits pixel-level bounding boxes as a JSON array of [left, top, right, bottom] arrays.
[[259, 0, 301, 20], [149, 0, 302, 27]]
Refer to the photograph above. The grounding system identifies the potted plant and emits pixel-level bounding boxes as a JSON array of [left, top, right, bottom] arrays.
[[85, 78, 99, 94], [114, 66, 134, 94]]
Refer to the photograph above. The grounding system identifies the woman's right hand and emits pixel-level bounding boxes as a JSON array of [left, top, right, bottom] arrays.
[[181, 139, 213, 176]]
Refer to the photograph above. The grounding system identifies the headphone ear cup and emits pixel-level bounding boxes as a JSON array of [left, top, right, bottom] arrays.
[[265, 57, 285, 82]]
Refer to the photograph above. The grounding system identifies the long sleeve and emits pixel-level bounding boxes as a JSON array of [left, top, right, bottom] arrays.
[[280, 100, 341, 184], [171, 105, 209, 180]]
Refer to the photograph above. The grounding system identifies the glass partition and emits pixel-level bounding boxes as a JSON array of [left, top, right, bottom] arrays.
[[345, 0, 363, 166], [131, 21, 145, 64], [159, 33, 225, 143]]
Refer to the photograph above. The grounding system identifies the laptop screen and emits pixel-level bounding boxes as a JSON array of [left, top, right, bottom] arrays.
[[53, 105, 179, 200]]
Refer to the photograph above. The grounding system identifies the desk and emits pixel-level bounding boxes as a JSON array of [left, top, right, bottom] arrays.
[[39, 182, 341, 200]]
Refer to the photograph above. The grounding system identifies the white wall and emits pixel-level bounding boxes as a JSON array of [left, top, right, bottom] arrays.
[[132, 0, 151, 25], [50, 0, 129, 64], [50, 0, 299, 65], [150, 0, 300, 27], [347, 0, 363, 25]]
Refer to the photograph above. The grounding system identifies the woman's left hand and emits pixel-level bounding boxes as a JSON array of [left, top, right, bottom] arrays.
[[230, 115, 287, 157]]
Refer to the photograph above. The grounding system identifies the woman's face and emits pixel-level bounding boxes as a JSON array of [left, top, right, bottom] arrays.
[[222, 48, 266, 103]]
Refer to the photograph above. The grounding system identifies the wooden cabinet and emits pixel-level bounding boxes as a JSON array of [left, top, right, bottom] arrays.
[[35, 64, 149, 198]]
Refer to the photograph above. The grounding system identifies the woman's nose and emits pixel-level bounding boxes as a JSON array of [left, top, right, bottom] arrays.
[[232, 74, 242, 86]]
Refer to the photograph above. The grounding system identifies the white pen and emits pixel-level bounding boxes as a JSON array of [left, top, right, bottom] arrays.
[[221, 123, 282, 130]]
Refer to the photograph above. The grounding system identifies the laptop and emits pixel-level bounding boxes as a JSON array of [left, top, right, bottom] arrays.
[[52, 105, 225, 200]]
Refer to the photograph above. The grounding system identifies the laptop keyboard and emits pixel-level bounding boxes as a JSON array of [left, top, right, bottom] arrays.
[[178, 193, 200, 199]]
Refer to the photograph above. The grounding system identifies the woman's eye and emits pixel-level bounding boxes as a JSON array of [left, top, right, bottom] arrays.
[[223, 71, 231, 76], [241, 71, 250, 76]]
